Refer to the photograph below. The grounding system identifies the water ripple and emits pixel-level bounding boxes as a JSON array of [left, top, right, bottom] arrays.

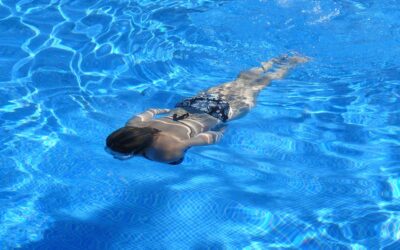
[[0, 0, 400, 249]]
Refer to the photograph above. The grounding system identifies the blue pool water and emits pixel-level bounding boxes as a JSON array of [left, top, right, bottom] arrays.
[[1, 0, 400, 249]]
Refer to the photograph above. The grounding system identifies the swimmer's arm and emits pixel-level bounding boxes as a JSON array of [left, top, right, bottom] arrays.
[[126, 108, 170, 125], [185, 128, 226, 147]]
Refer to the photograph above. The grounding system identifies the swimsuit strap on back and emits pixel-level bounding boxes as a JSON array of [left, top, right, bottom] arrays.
[[172, 112, 189, 121]]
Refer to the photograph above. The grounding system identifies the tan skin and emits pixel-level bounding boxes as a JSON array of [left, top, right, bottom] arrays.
[[127, 108, 225, 163], [113, 55, 308, 164]]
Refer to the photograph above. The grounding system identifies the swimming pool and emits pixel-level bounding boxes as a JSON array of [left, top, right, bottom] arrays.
[[1, 0, 399, 249]]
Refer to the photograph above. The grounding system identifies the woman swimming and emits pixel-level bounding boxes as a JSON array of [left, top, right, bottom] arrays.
[[106, 55, 308, 164]]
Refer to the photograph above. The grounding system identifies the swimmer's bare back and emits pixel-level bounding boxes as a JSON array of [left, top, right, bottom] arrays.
[[106, 55, 309, 164]]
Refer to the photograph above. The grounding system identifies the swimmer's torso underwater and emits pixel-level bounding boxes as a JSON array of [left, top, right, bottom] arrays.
[[106, 55, 308, 164]]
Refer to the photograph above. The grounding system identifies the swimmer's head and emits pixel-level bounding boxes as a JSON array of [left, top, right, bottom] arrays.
[[106, 126, 160, 159]]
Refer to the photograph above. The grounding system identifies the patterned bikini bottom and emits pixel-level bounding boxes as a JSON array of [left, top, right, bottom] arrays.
[[175, 93, 230, 122]]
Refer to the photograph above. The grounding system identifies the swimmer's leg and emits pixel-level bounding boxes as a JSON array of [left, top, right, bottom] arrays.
[[208, 55, 309, 120], [205, 57, 277, 95], [236, 58, 276, 80]]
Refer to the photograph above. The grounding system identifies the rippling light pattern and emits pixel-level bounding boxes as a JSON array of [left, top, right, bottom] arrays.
[[0, 0, 400, 249]]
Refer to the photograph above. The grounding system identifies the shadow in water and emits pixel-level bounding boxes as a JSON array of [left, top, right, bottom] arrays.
[[20, 166, 228, 250]]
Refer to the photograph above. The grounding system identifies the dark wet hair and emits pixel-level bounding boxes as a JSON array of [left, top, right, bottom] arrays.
[[106, 126, 160, 155]]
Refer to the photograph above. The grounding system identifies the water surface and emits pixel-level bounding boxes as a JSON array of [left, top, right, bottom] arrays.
[[0, 0, 400, 249]]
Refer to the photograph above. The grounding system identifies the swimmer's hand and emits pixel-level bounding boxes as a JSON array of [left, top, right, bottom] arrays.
[[185, 126, 226, 146], [127, 108, 170, 125]]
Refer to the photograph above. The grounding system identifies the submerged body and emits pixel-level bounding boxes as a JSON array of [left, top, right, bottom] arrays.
[[106, 55, 308, 164]]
